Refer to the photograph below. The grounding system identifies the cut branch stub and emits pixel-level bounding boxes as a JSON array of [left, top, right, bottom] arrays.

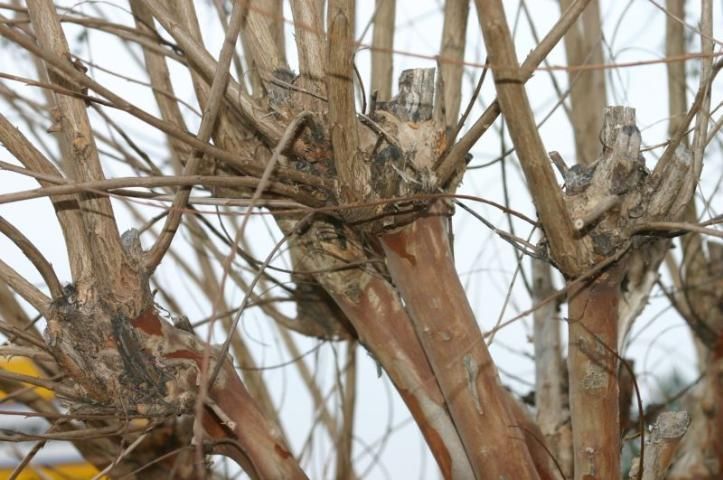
[[629, 411, 690, 480], [376, 68, 435, 122], [44, 229, 304, 477], [46, 230, 198, 413], [350, 68, 446, 231], [560, 106, 690, 274]]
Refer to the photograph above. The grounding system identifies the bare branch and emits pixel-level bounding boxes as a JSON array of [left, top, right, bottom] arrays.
[[438, 0, 469, 130], [290, 0, 326, 109], [335, 341, 357, 480], [0, 259, 49, 316], [327, 0, 369, 205], [239, 0, 289, 78], [370, 0, 396, 101], [26, 0, 126, 288], [145, 0, 245, 272], [0, 173, 313, 206], [0, 216, 63, 299], [0, 113, 87, 277], [139, 1, 283, 143], [558, 0, 607, 166], [474, 0, 580, 275], [439, 0, 593, 188], [532, 257, 572, 478]]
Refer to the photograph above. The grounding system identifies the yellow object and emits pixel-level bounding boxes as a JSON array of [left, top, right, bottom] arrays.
[[0, 357, 101, 478], [0, 463, 100, 479], [0, 357, 54, 400]]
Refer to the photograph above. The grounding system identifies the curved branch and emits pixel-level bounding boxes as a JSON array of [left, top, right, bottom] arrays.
[[0, 112, 87, 280], [0, 216, 63, 299], [0, 259, 50, 316]]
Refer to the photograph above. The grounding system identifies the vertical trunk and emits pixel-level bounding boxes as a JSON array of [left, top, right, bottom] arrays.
[[438, 0, 470, 131], [532, 258, 572, 479], [382, 208, 540, 479], [567, 268, 622, 480], [328, 272, 476, 479], [278, 216, 476, 478], [335, 342, 357, 480]]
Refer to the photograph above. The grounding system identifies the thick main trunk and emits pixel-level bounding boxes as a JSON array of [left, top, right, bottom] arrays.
[[381, 207, 540, 479], [278, 215, 475, 478], [330, 274, 475, 479], [567, 269, 622, 480]]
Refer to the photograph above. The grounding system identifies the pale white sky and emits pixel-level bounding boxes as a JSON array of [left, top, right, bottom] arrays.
[[1, 1, 721, 478]]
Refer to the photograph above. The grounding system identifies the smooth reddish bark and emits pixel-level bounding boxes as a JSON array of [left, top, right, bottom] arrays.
[[567, 270, 622, 480], [381, 207, 540, 479], [331, 276, 474, 479]]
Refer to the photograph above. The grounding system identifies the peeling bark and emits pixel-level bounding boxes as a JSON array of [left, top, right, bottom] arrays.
[[567, 268, 622, 480], [278, 216, 475, 478], [382, 208, 540, 479]]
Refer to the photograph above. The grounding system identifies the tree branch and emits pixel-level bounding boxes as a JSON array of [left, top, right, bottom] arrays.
[[437, 0, 469, 130], [26, 0, 126, 289], [327, 0, 369, 206], [370, 0, 396, 101], [145, 0, 245, 272], [0, 259, 49, 316], [438, 0, 593, 188], [473, 0, 580, 275], [0, 216, 63, 300]]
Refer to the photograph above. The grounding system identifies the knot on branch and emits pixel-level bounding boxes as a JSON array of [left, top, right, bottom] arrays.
[[337, 68, 446, 232], [557, 106, 691, 263], [45, 240, 229, 416], [48, 294, 212, 416]]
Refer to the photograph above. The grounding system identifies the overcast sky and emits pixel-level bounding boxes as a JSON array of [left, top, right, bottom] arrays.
[[1, 1, 721, 478]]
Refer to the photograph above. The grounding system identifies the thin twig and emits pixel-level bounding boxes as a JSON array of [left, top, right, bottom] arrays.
[[145, 0, 246, 271]]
